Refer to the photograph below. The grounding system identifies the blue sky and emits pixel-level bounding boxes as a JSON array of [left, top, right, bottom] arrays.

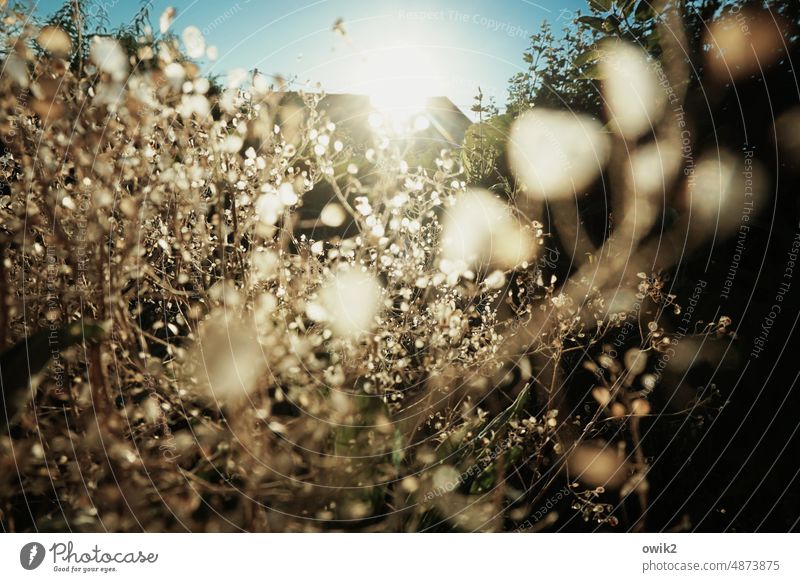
[[33, 0, 586, 114]]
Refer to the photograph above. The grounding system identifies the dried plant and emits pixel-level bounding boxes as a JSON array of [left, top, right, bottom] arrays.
[[1, 0, 791, 532]]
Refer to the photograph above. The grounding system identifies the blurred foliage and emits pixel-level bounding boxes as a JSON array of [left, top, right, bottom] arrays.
[[0, 0, 797, 533]]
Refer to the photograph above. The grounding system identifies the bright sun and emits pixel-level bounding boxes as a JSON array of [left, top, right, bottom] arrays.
[[347, 43, 442, 127]]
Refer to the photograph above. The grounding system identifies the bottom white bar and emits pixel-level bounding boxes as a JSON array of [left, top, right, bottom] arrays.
[[0, 533, 796, 581]]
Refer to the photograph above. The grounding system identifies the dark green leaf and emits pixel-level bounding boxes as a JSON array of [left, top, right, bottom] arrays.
[[602, 15, 621, 32], [574, 48, 602, 67], [620, 0, 638, 17], [392, 427, 405, 466], [507, 446, 523, 465], [578, 63, 606, 80], [577, 16, 607, 31], [469, 465, 496, 494], [634, 0, 655, 22]]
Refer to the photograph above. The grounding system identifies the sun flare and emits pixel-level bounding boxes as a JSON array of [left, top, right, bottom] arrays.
[[348, 43, 442, 127]]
